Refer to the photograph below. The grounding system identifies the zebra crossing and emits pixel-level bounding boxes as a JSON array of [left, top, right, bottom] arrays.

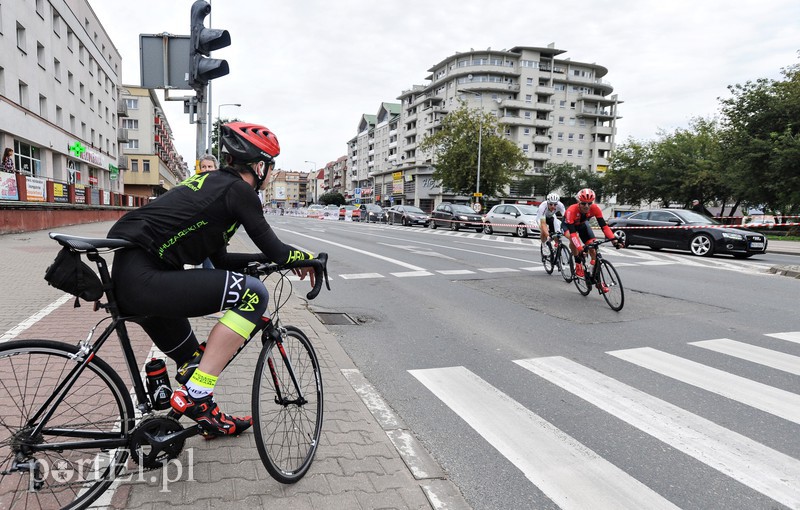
[[409, 331, 800, 509]]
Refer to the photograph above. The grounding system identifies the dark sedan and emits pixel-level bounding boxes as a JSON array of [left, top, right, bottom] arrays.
[[386, 205, 430, 227], [429, 203, 483, 232], [360, 203, 386, 223], [608, 209, 768, 258]]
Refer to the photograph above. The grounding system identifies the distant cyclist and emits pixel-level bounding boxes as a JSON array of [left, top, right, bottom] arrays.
[[536, 192, 566, 245], [563, 188, 622, 283], [107, 122, 317, 437]]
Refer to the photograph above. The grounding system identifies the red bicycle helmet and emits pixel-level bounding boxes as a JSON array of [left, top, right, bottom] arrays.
[[577, 188, 596, 203], [220, 122, 280, 164]]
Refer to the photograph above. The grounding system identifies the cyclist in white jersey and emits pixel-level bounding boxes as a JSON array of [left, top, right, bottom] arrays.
[[536, 193, 566, 244]]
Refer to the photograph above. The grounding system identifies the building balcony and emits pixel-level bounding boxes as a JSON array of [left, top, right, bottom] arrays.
[[117, 128, 129, 142], [590, 125, 615, 136], [530, 152, 551, 161], [577, 93, 617, 104], [499, 115, 536, 127], [459, 81, 520, 94], [118, 156, 128, 170], [591, 141, 613, 151], [117, 101, 129, 117], [576, 108, 615, 119], [533, 102, 554, 112], [533, 135, 552, 144], [535, 85, 555, 95]]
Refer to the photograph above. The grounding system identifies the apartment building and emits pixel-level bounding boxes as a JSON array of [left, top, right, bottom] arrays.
[[119, 85, 189, 198], [349, 44, 622, 210], [265, 169, 307, 209], [0, 0, 125, 196]]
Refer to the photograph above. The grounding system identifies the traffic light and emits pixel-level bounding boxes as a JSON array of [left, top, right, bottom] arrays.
[[189, 0, 230, 91]]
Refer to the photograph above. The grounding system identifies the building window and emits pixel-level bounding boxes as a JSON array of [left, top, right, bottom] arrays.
[[56, 105, 62, 126], [557, 132, 564, 140], [556, 148, 563, 156], [526, 78, 533, 86], [567, 149, 574, 157], [67, 28, 74, 51], [577, 150, 584, 157], [37, 42, 46, 68], [16, 23, 27, 53], [14, 140, 41, 177], [79, 43, 85, 64], [569, 117, 576, 126], [131, 159, 139, 172], [89, 92, 94, 111], [579, 134, 585, 140], [52, 9, 61, 36], [35, 0, 44, 17], [126, 139, 139, 149], [18, 80, 28, 108], [69, 114, 75, 131], [568, 133, 574, 141], [38, 94, 47, 118], [525, 94, 532, 104], [143, 160, 150, 173], [570, 102, 576, 110], [125, 98, 138, 109], [523, 128, 531, 135], [558, 116, 565, 124], [53, 58, 61, 81], [122, 118, 138, 129], [522, 144, 529, 153], [79, 82, 85, 102], [68, 72, 74, 93], [559, 100, 566, 108]]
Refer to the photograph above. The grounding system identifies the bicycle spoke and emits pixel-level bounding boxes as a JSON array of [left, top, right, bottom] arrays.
[[598, 259, 624, 311]]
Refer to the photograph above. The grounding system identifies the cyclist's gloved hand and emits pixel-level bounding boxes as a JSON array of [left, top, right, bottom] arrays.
[[293, 266, 316, 288]]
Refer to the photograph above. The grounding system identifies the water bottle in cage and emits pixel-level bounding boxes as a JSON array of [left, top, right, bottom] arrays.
[[145, 358, 173, 410]]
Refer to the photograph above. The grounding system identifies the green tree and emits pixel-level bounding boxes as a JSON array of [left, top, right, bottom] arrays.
[[418, 102, 528, 198], [210, 117, 242, 162], [545, 161, 604, 203], [318, 191, 345, 206]]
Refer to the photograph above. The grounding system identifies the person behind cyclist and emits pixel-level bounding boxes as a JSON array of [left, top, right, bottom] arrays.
[[563, 188, 622, 288], [107, 121, 317, 437], [536, 192, 566, 245]]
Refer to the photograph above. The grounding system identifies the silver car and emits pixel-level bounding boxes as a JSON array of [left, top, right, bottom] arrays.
[[482, 204, 540, 237]]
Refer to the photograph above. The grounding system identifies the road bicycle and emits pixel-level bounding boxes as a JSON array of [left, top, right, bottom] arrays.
[[540, 231, 574, 283], [572, 238, 625, 311], [0, 233, 330, 509]]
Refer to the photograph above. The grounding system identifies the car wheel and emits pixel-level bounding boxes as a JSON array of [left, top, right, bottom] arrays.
[[449, 221, 459, 231], [483, 223, 493, 235], [388, 216, 393, 225], [516, 224, 528, 238], [429, 220, 437, 229], [613, 229, 628, 247], [690, 233, 714, 257], [403, 217, 410, 227]]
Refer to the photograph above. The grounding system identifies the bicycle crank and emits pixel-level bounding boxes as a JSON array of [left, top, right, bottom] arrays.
[[129, 416, 195, 469]]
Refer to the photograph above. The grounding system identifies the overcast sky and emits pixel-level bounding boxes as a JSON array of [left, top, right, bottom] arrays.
[[91, 0, 800, 174]]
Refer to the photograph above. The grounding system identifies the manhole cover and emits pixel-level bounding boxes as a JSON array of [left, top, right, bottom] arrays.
[[314, 312, 357, 325]]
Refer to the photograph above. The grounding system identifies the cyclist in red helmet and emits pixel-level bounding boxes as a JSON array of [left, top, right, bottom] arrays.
[[108, 121, 317, 437], [563, 188, 622, 280]]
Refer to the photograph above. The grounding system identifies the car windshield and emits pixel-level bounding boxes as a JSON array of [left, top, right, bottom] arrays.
[[517, 205, 538, 215], [676, 210, 719, 225], [451, 205, 475, 214], [405, 206, 424, 214], [365, 204, 381, 212]]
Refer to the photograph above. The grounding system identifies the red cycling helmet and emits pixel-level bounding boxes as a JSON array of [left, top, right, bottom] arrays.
[[220, 122, 280, 164], [577, 188, 596, 203]]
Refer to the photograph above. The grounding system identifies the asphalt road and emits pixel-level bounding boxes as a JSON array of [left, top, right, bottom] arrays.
[[269, 216, 800, 510]]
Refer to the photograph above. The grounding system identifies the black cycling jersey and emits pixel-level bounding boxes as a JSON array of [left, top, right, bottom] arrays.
[[108, 168, 310, 269]]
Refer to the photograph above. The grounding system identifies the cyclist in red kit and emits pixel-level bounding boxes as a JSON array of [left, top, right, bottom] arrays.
[[563, 188, 622, 278]]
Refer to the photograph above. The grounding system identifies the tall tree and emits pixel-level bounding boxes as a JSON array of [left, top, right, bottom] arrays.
[[545, 161, 604, 203], [418, 103, 528, 198]]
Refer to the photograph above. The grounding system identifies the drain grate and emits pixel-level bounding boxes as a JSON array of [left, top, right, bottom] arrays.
[[313, 312, 357, 325]]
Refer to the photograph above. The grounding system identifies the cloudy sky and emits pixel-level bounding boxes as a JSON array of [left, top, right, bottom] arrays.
[[91, 0, 800, 173]]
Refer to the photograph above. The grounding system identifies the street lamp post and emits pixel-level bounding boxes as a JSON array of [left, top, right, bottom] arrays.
[[304, 160, 317, 204], [459, 90, 483, 197], [216, 103, 241, 162]]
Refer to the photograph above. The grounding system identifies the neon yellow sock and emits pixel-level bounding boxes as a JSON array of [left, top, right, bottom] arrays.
[[186, 369, 218, 399]]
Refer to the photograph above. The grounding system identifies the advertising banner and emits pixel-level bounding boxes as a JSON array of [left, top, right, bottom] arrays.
[[0, 173, 19, 200], [74, 184, 86, 204], [53, 182, 69, 203], [26, 177, 47, 202]]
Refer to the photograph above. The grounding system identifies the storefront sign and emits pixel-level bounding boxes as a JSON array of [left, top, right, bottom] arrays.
[[68, 141, 105, 167], [0, 173, 19, 200], [53, 182, 69, 203], [74, 184, 86, 204], [26, 177, 47, 202], [88, 176, 98, 185], [109, 164, 119, 180]]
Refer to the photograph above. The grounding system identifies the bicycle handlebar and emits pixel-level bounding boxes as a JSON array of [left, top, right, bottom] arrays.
[[246, 253, 331, 300], [580, 238, 619, 253]]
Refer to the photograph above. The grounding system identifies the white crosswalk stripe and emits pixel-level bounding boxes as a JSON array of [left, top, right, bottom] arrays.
[[405, 331, 800, 509]]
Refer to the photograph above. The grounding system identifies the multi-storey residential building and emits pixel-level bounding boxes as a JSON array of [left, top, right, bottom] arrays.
[[265, 170, 306, 209], [0, 0, 125, 195], [119, 85, 188, 197], [352, 44, 622, 211]]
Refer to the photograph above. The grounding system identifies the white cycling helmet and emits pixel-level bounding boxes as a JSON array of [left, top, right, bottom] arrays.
[[546, 193, 560, 204]]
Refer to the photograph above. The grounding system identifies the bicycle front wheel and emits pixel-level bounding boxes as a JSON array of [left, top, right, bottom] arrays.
[[0, 340, 134, 510], [557, 246, 574, 283], [540, 242, 554, 274], [252, 326, 323, 484], [598, 259, 625, 311]]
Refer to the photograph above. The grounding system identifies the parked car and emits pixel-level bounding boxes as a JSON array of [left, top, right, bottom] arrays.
[[429, 203, 483, 232], [338, 205, 361, 221], [322, 204, 340, 220], [482, 204, 539, 237], [306, 204, 324, 218], [607, 208, 768, 258], [360, 203, 386, 223], [386, 205, 430, 227]]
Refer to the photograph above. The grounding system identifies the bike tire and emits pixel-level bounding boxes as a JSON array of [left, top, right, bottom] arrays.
[[541, 242, 554, 274], [598, 259, 625, 311], [252, 326, 323, 484], [0, 339, 135, 510], [557, 246, 574, 283], [573, 261, 592, 296]]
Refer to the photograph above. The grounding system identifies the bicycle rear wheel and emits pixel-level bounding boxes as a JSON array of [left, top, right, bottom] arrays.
[[557, 246, 574, 283], [540, 242, 554, 274], [573, 261, 592, 296], [252, 326, 323, 484], [597, 259, 625, 311], [0, 340, 134, 510]]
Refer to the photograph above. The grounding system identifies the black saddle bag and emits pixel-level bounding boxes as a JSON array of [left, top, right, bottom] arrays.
[[44, 247, 104, 305]]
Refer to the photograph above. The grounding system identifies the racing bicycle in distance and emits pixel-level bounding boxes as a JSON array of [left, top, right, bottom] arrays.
[[573, 238, 625, 311], [540, 230, 574, 283], [0, 233, 330, 509]]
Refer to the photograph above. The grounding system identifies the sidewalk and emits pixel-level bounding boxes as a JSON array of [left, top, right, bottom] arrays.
[[766, 238, 800, 256]]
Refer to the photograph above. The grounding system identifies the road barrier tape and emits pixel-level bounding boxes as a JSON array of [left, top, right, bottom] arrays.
[[608, 222, 800, 229]]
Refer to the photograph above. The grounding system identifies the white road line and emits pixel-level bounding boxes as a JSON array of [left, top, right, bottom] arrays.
[[608, 347, 800, 424], [339, 273, 384, 280], [0, 295, 71, 343], [766, 331, 800, 345], [477, 267, 520, 273], [516, 356, 800, 509], [437, 269, 475, 275], [409, 366, 678, 510], [391, 271, 434, 277], [276, 228, 426, 270], [520, 266, 546, 272], [690, 338, 800, 376], [638, 261, 675, 266]]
